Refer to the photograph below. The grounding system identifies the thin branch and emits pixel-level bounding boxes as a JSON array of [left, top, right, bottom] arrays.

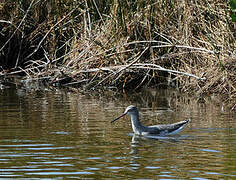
[[0, 64, 47, 77], [132, 63, 206, 80], [18, 66, 31, 78], [25, 4, 81, 60], [0, 20, 12, 24], [0, 0, 37, 52], [114, 47, 149, 75], [90, 47, 149, 89], [75, 63, 205, 81], [92, 0, 105, 25], [151, 44, 215, 54]]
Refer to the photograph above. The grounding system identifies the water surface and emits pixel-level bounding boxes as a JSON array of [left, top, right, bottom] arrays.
[[0, 85, 235, 179]]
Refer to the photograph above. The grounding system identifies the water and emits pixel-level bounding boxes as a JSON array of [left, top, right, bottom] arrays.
[[0, 84, 235, 179]]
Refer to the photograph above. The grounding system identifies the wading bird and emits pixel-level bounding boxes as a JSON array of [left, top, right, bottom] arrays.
[[111, 105, 190, 136]]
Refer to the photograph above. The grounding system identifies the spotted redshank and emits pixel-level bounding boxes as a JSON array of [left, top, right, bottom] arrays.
[[111, 105, 190, 136]]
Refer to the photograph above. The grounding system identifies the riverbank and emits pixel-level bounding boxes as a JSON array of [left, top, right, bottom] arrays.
[[0, 0, 235, 110]]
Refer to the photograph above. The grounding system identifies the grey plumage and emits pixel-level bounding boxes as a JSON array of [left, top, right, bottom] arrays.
[[111, 105, 190, 136]]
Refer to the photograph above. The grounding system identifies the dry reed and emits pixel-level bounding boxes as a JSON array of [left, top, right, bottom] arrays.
[[0, 0, 235, 110]]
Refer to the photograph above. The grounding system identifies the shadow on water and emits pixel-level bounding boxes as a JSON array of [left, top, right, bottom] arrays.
[[0, 78, 235, 179]]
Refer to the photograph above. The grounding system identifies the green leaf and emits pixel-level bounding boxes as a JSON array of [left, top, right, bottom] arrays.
[[230, 0, 236, 9], [230, 14, 236, 22], [230, 0, 236, 21]]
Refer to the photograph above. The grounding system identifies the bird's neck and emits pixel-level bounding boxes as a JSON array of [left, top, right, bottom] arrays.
[[130, 113, 145, 134]]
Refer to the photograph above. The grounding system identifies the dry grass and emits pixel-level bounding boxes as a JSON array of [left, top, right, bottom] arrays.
[[0, 0, 235, 110]]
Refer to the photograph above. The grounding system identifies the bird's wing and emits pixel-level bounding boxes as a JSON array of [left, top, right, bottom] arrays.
[[149, 119, 190, 135]]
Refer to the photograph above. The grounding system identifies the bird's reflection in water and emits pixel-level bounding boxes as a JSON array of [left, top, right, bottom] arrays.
[[129, 133, 192, 155]]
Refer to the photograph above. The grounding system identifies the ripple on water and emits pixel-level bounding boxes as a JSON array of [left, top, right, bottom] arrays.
[[0, 88, 236, 179], [199, 148, 221, 153]]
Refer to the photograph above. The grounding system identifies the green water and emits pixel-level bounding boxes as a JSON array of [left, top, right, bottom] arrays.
[[0, 85, 235, 179]]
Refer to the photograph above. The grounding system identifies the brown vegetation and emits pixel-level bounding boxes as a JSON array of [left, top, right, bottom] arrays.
[[0, 0, 235, 110]]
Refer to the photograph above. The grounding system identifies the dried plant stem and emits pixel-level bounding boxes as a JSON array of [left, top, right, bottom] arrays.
[[0, 0, 35, 52], [76, 63, 204, 81], [25, 4, 81, 60]]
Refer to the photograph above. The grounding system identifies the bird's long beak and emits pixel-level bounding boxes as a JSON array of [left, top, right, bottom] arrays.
[[111, 113, 127, 123]]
